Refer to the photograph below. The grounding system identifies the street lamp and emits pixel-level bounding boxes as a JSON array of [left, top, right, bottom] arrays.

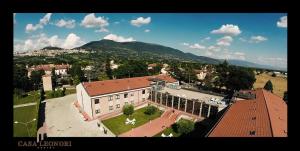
[[14, 118, 36, 137]]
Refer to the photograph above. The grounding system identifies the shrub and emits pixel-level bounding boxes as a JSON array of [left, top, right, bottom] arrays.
[[144, 106, 157, 115], [123, 104, 134, 116], [264, 80, 273, 92], [272, 73, 276, 77], [62, 87, 66, 96], [176, 119, 195, 134]]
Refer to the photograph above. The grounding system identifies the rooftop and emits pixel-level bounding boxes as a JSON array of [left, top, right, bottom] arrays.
[[208, 88, 287, 137], [82, 75, 177, 97]]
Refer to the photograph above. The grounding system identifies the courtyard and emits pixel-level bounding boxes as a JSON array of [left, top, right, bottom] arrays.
[[45, 94, 114, 137], [102, 106, 163, 136]]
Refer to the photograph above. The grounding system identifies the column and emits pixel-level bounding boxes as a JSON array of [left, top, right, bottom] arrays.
[[199, 102, 203, 117], [171, 96, 174, 108], [166, 95, 168, 106], [178, 97, 181, 110], [160, 92, 163, 104], [192, 101, 195, 114], [184, 99, 187, 112], [207, 105, 211, 117], [155, 91, 157, 103]]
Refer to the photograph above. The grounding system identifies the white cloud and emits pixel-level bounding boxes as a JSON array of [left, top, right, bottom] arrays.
[[81, 13, 109, 32], [25, 13, 52, 33], [14, 33, 84, 51], [130, 17, 151, 27], [239, 37, 247, 42], [277, 16, 287, 28], [39, 13, 52, 25], [55, 19, 76, 28], [249, 36, 268, 43], [211, 24, 242, 36], [62, 33, 85, 49], [207, 45, 221, 52], [144, 29, 150, 33], [181, 42, 189, 46], [103, 34, 135, 42], [189, 43, 206, 49], [201, 37, 211, 43], [217, 36, 233, 46], [25, 24, 43, 33], [95, 28, 109, 33]]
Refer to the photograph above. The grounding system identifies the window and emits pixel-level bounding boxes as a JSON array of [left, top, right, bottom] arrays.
[[124, 93, 128, 98], [109, 106, 113, 110], [95, 109, 100, 114], [249, 131, 256, 136], [108, 95, 113, 101], [142, 89, 145, 94], [94, 99, 99, 104], [131, 93, 134, 96], [116, 104, 120, 108], [115, 94, 120, 99]]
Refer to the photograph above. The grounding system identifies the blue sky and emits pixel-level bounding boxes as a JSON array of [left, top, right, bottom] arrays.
[[13, 13, 287, 70]]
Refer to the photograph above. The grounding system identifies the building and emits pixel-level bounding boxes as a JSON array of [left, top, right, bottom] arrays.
[[76, 75, 178, 120], [208, 88, 287, 137], [42, 75, 52, 91], [27, 64, 70, 77], [147, 63, 157, 70]]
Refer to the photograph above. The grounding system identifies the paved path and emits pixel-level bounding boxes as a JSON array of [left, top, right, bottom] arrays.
[[13, 102, 37, 108], [45, 94, 115, 137], [119, 109, 180, 137]]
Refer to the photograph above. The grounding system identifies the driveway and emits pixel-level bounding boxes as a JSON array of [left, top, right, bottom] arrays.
[[45, 94, 115, 137]]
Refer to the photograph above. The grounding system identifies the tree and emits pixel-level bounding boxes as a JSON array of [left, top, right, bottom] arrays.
[[73, 75, 81, 85], [123, 104, 134, 116], [98, 72, 110, 81], [106, 57, 113, 79], [176, 119, 195, 134], [30, 70, 45, 90], [225, 67, 256, 91], [144, 106, 157, 115], [13, 64, 32, 91], [283, 91, 287, 103], [264, 80, 273, 92], [40, 88, 45, 101], [51, 68, 58, 90]]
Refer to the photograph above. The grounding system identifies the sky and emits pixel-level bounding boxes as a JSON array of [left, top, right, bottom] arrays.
[[13, 13, 287, 70]]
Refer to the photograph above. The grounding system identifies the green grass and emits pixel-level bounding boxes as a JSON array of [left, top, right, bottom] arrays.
[[13, 91, 40, 105], [102, 106, 163, 135], [154, 119, 194, 137], [13, 88, 76, 105], [154, 127, 181, 137], [13, 105, 39, 137], [45, 88, 76, 99]]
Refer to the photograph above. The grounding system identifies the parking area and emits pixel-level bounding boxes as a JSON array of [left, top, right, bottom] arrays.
[[45, 94, 114, 137]]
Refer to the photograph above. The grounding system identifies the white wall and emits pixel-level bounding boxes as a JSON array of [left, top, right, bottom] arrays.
[[76, 83, 93, 118]]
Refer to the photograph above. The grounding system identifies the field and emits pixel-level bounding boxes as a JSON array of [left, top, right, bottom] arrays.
[[254, 73, 287, 98], [13, 105, 39, 137], [102, 107, 163, 135]]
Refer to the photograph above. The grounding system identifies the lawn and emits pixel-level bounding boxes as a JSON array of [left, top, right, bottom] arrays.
[[102, 107, 163, 135], [13, 90, 40, 105], [13, 105, 39, 137], [13, 88, 76, 105], [154, 119, 194, 137], [254, 73, 287, 98]]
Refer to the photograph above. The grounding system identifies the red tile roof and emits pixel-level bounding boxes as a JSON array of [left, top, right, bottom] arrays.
[[82, 75, 177, 97], [28, 64, 69, 72], [208, 88, 287, 137]]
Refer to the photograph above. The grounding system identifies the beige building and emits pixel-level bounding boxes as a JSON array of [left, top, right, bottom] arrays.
[[76, 75, 178, 120], [42, 75, 52, 91]]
